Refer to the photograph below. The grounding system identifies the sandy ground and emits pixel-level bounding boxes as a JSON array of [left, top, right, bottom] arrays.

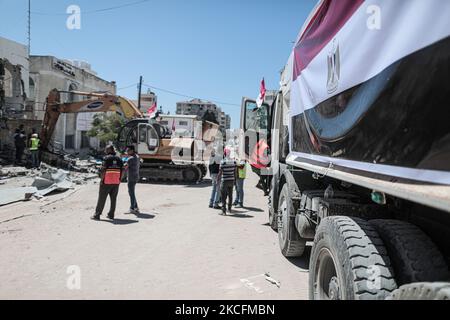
[[0, 171, 309, 300]]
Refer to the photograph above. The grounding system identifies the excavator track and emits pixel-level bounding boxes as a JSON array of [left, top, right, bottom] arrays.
[[140, 163, 206, 184]]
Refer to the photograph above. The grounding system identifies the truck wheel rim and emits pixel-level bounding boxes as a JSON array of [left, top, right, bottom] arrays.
[[314, 248, 341, 300], [279, 197, 288, 242]]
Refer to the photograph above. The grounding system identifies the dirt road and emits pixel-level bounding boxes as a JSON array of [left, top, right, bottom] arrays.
[[0, 171, 309, 299]]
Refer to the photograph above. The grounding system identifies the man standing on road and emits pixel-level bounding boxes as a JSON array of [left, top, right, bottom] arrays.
[[91, 145, 123, 221], [13, 128, 26, 165], [29, 133, 40, 169], [208, 149, 221, 208], [125, 145, 140, 214], [218, 148, 237, 215], [233, 160, 246, 208]]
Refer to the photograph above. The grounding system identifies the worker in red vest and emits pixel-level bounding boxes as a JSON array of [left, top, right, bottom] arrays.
[[91, 145, 124, 221]]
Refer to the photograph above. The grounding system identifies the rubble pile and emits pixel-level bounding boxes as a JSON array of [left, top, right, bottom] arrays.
[[0, 162, 100, 206]]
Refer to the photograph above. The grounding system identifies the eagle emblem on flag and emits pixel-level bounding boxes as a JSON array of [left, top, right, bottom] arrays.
[[327, 39, 340, 94]]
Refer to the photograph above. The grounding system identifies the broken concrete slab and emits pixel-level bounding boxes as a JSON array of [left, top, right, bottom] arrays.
[[0, 166, 29, 177], [0, 162, 98, 207], [0, 187, 38, 206], [32, 169, 73, 196]]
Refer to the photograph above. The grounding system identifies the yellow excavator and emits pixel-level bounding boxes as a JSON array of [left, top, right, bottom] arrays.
[[40, 89, 220, 182]]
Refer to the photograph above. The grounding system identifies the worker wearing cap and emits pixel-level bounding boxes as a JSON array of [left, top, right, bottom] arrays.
[[91, 145, 123, 221], [29, 133, 40, 169], [233, 160, 246, 208]]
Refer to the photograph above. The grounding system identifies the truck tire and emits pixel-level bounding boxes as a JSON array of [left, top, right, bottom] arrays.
[[268, 206, 278, 231], [370, 220, 450, 285], [278, 184, 306, 257], [309, 216, 397, 300], [387, 282, 450, 300]]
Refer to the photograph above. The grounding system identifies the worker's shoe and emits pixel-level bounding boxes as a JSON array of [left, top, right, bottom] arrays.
[[107, 214, 114, 220], [209, 204, 213, 208], [90, 215, 100, 221], [227, 208, 232, 214], [213, 205, 221, 210], [236, 203, 244, 208], [133, 208, 140, 214]]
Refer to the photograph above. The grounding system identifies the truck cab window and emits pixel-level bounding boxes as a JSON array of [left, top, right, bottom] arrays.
[[245, 100, 268, 133]]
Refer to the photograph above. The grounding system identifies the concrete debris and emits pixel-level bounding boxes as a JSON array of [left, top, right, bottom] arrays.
[[71, 159, 101, 174], [32, 169, 74, 197], [0, 162, 99, 207], [0, 187, 38, 206], [264, 273, 281, 288], [0, 166, 29, 178]]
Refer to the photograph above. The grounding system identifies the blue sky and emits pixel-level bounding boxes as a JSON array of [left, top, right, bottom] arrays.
[[0, 0, 317, 128]]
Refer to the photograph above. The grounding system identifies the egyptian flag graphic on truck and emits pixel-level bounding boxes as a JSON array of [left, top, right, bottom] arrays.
[[288, 0, 450, 185], [291, 0, 450, 116]]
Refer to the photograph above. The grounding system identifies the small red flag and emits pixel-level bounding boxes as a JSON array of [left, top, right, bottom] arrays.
[[256, 78, 266, 108], [147, 102, 157, 117]]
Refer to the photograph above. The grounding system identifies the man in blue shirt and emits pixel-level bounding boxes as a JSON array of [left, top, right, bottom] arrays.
[[208, 149, 221, 208], [125, 145, 141, 214]]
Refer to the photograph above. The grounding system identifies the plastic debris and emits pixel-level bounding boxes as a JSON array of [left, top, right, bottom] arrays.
[[264, 273, 281, 288]]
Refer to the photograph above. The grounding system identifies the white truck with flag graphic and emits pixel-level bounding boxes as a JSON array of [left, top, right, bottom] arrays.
[[240, 0, 450, 300]]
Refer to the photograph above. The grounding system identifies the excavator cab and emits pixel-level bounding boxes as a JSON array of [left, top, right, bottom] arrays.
[[116, 119, 160, 155], [137, 122, 160, 155]]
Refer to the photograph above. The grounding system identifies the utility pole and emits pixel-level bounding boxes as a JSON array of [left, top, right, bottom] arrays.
[[27, 0, 31, 56], [137, 76, 143, 110]]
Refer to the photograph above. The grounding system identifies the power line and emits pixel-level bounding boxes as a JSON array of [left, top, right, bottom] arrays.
[[31, 0, 151, 16], [142, 83, 240, 107], [117, 83, 138, 91]]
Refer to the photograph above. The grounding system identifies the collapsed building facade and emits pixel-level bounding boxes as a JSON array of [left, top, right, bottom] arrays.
[[0, 36, 117, 160], [0, 37, 29, 120], [0, 37, 37, 162]]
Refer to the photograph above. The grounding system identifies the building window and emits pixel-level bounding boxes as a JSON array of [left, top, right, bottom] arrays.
[[80, 131, 90, 148], [68, 83, 77, 102], [65, 135, 75, 149], [179, 121, 188, 126], [29, 77, 35, 101]]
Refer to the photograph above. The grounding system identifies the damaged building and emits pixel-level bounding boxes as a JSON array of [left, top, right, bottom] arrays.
[[1, 35, 117, 161], [29, 56, 116, 155], [0, 37, 39, 162], [0, 37, 29, 120]]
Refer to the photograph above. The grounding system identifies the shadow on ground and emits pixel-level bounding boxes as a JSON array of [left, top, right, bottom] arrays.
[[242, 206, 264, 213], [226, 213, 254, 218], [133, 212, 155, 219], [105, 218, 139, 225], [137, 180, 211, 188], [285, 245, 311, 271], [184, 181, 212, 189]]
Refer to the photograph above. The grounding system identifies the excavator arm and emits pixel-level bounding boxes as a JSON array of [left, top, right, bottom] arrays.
[[40, 89, 143, 151]]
